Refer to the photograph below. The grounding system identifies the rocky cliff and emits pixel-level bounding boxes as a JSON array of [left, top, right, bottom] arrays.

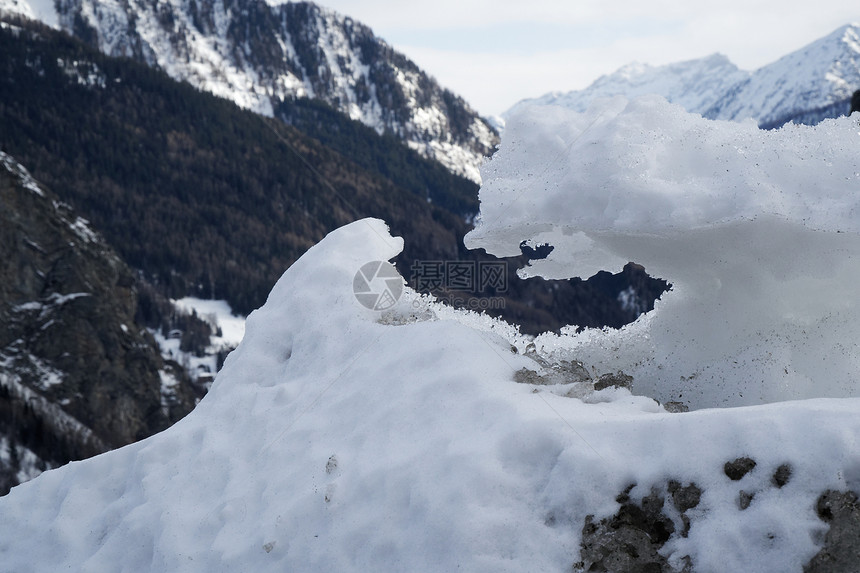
[[0, 151, 197, 494]]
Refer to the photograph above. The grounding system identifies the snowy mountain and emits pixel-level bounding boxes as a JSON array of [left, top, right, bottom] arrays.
[[510, 23, 860, 129], [0, 0, 498, 182]]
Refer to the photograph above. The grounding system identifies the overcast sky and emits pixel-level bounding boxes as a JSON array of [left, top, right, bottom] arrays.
[[315, 1, 859, 117]]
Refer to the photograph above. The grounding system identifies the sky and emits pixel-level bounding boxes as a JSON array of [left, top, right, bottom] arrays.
[[314, 1, 859, 117]]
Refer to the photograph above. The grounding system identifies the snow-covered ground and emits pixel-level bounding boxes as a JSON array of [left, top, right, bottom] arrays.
[[1, 99, 860, 571], [151, 297, 245, 390], [173, 297, 246, 349], [0, 0, 57, 27]]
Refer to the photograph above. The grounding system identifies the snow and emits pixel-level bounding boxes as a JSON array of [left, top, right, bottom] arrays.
[[2, 9, 860, 569], [0, 0, 30, 18], [150, 297, 245, 389], [1, 207, 860, 570], [157, 368, 181, 415], [56, 57, 107, 88], [0, 435, 47, 484], [12, 292, 92, 322], [0, 150, 44, 196], [510, 53, 750, 121], [20, 0, 57, 27], [173, 297, 245, 348], [717, 23, 860, 126], [468, 96, 860, 410]]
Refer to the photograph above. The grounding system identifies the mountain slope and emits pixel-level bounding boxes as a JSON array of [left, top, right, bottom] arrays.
[[517, 54, 751, 120], [43, 0, 498, 182], [511, 23, 860, 129], [0, 15, 470, 315], [712, 23, 860, 127], [0, 151, 199, 495]]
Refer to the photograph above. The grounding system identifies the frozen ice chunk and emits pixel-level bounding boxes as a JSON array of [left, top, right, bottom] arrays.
[[467, 96, 860, 408]]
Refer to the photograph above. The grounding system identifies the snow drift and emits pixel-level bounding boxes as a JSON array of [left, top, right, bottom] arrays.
[[0, 216, 857, 572]]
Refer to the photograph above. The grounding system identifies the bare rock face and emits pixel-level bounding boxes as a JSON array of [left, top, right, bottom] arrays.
[[0, 152, 197, 494]]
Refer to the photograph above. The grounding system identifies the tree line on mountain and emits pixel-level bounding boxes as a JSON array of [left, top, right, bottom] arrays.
[[276, 97, 480, 218]]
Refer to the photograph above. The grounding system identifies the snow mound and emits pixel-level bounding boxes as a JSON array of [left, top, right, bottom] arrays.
[[2, 218, 860, 571], [467, 96, 860, 409]]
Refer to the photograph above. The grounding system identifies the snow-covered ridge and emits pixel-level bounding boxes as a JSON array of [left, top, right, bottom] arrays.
[[0, 0, 36, 22], [509, 23, 860, 128], [36, 0, 497, 182], [0, 150, 44, 196]]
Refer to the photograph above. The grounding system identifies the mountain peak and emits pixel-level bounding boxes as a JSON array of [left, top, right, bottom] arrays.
[[31, 0, 498, 183], [510, 52, 747, 120], [509, 22, 860, 130]]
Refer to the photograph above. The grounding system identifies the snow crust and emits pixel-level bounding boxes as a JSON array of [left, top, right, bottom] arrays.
[[2, 218, 860, 571], [467, 96, 860, 409]]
